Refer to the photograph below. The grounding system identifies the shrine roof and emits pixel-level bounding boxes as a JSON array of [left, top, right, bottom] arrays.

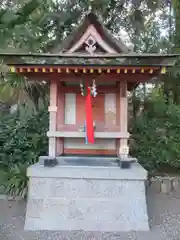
[[1, 13, 179, 70], [1, 53, 178, 91], [0, 14, 179, 67], [0, 53, 178, 67], [61, 12, 130, 53]]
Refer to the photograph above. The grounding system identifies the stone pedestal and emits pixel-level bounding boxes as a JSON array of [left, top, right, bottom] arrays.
[[25, 159, 149, 232]]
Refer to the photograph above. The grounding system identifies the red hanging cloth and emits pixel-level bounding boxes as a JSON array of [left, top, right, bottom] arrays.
[[85, 86, 95, 144]]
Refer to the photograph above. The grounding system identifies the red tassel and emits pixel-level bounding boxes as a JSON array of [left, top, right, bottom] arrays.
[[85, 86, 94, 144]]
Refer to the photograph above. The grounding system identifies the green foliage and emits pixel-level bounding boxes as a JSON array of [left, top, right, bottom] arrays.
[[0, 105, 48, 198], [0, 162, 32, 198], [131, 96, 180, 174], [0, 106, 48, 170]]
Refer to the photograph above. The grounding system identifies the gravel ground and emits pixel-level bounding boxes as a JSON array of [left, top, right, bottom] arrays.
[[1, 189, 180, 240]]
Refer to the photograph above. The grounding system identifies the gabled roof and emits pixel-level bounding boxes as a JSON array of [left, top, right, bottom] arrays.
[[61, 12, 130, 54]]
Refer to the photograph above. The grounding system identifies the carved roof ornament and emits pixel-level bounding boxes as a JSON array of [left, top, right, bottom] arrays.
[[85, 35, 96, 55]]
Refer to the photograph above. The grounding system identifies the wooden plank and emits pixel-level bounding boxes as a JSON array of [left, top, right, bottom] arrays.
[[64, 138, 116, 150], [47, 131, 130, 138], [64, 149, 116, 155], [2, 52, 180, 58]]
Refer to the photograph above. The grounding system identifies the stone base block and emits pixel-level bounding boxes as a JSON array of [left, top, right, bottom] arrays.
[[25, 160, 149, 232]]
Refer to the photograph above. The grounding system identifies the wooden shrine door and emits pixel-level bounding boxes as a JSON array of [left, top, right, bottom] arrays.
[[63, 92, 117, 156]]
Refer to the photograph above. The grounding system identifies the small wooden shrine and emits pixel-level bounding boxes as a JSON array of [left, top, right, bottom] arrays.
[[2, 13, 177, 232], [5, 13, 176, 164]]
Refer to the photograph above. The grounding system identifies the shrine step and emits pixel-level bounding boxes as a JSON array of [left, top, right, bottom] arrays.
[[39, 155, 137, 167]]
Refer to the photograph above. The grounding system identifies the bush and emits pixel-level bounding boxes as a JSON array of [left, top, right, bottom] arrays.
[[0, 107, 48, 170], [0, 106, 48, 198], [0, 162, 33, 198], [131, 97, 180, 175], [0, 105, 48, 198]]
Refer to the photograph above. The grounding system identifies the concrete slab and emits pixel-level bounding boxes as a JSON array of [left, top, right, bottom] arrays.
[[25, 162, 149, 231]]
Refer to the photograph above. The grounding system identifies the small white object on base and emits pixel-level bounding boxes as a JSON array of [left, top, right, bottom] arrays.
[[119, 145, 129, 157], [25, 162, 149, 232]]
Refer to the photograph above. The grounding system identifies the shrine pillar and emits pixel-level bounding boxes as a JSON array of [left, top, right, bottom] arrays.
[[56, 82, 65, 155], [119, 80, 129, 156], [48, 80, 58, 158]]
